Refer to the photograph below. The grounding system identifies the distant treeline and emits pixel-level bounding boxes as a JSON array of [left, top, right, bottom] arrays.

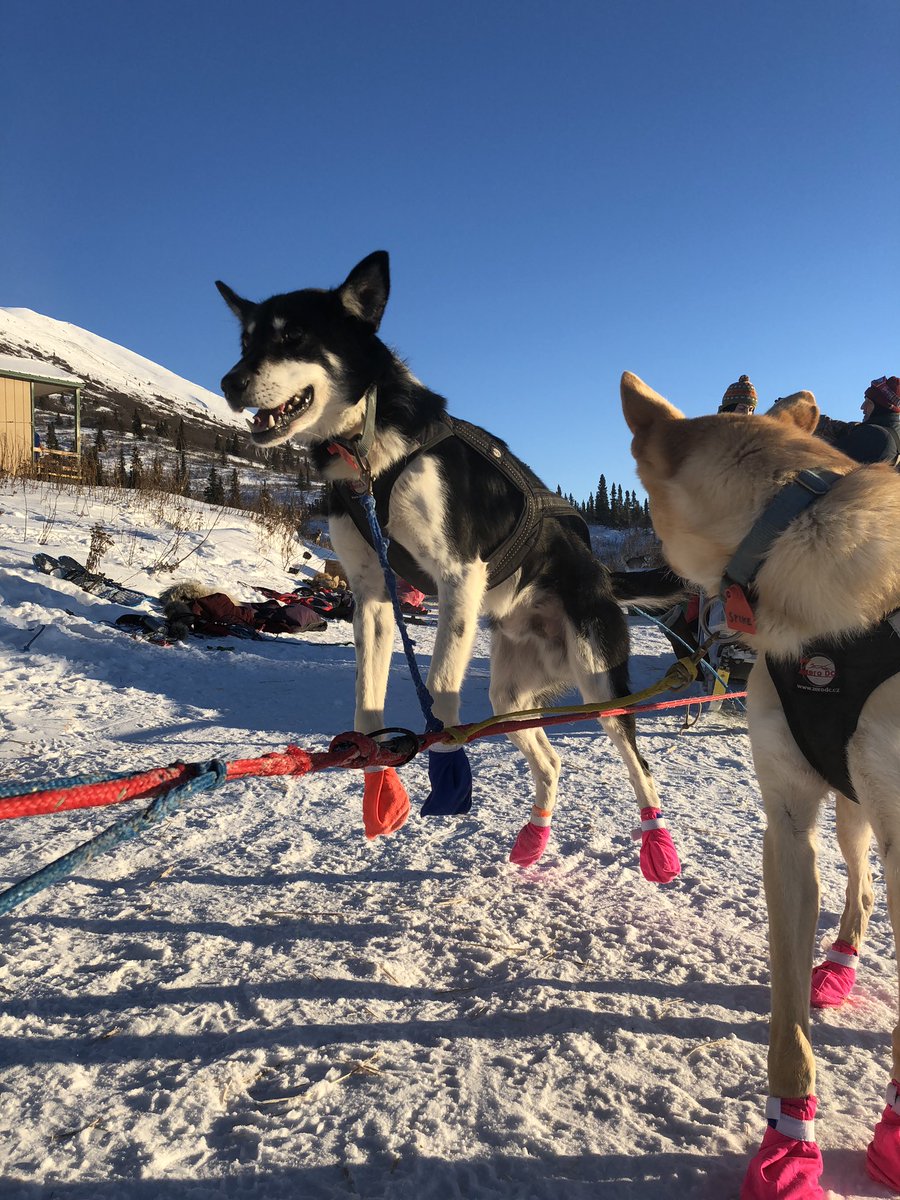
[[556, 473, 651, 529]]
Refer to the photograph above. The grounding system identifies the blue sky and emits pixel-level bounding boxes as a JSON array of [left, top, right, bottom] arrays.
[[3, 1, 898, 501]]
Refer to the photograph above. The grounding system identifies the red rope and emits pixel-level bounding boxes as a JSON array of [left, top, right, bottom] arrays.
[[0, 691, 746, 823]]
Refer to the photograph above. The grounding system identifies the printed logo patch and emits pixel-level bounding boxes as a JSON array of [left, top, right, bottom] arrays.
[[799, 654, 838, 690]]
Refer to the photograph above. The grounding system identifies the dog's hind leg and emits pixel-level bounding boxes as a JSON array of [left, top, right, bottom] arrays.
[[843, 678, 900, 1190], [565, 602, 680, 883], [489, 627, 562, 866], [810, 795, 872, 1008]]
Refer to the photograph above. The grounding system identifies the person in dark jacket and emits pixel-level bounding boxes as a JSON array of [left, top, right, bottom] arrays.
[[816, 375, 900, 465]]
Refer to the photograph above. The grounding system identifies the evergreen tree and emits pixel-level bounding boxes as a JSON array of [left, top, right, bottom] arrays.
[[95, 426, 107, 452], [131, 410, 144, 440], [175, 418, 187, 453], [596, 474, 610, 524], [128, 446, 143, 488], [227, 468, 241, 508], [45, 421, 59, 451], [148, 452, 164, 488], [114, 448, 127, 488], [204, 465, 223, 504]]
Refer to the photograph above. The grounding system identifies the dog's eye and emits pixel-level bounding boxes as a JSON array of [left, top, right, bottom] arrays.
[[283, 328, 304, 344]]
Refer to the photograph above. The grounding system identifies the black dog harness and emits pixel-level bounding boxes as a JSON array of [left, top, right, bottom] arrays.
[[766, 614, 900, 801], [718, 465, 900, 802], [331, 413, 588, 596]]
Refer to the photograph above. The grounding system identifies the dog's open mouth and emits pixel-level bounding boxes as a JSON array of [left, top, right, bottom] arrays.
[[249, 386, 314, 443]]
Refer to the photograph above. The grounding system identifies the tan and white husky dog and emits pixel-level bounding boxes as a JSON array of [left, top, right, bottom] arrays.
[[621, 371, 900, 1198]]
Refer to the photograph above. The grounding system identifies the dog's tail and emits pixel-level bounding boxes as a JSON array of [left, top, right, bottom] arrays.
[[608, 566, 692, 612]]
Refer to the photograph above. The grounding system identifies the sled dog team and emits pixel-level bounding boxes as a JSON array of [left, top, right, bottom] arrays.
[[218, 251, 900, 1199]]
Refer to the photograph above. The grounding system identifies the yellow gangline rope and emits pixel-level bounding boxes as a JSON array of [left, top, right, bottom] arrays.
[[438, 649, 707, 746]]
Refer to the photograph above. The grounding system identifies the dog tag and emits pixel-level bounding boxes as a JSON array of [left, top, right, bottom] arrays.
[[723, 583, 757, 635]]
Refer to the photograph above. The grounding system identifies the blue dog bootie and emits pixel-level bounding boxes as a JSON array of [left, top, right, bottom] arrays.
[[420, 745, 473, 816]]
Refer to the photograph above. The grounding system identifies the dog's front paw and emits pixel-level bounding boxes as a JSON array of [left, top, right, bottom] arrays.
[[362, 767, 410, 839], [420, 747, 473, 816]]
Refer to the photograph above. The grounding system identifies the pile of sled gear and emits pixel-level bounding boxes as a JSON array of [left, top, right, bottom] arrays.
[[157, 580, 330, 640], [246, 581, 355, 623], [396, 578, 429, 623], [33, 553, 147, 608]]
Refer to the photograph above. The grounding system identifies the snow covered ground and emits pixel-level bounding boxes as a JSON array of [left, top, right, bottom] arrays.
[[0, 479, 896, 1200]]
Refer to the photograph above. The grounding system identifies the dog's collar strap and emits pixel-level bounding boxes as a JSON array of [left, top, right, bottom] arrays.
[[720, 468, 845, 634], [327, 384, 378, 476]]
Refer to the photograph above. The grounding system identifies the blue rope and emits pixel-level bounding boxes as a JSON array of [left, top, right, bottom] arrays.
[[358, 492, 442, 733], [632, 605, 748, 713], [0, 766, 139, 800], [0, 760, 227, 918]]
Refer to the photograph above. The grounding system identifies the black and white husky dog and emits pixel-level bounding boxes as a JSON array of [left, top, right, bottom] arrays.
[[217, 251, 683, 877]]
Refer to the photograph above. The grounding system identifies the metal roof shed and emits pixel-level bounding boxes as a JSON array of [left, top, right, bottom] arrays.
[[0, 356, 84, 473]]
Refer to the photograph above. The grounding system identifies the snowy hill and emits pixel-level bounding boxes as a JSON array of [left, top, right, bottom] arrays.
[[0, 479, 893, 1199], [0, 306, 244, 436]]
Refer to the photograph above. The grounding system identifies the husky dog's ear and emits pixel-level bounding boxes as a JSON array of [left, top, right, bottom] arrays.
[[767, 391, 819, 434], [215, 281, 256, 323], [621, 372, 685, 434], [338, 251, 390, 329]]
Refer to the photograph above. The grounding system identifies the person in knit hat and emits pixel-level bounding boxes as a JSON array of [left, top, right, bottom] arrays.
[[816, 375, 900, 465], [718, 375, 758, 414]]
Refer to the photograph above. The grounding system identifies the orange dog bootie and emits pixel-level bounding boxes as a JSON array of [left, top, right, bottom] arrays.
[[362, 767, 410, 839]]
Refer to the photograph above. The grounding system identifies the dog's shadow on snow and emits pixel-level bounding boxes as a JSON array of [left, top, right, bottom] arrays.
[[8, 1149, 872, 1200]]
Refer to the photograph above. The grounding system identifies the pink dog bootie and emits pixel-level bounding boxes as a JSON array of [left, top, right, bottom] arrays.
[[741, 1096, 824, 1200], [634, 807, 681, 884], [509, 821, 551, 866], [867, 1080, 900, 1191], [810, 939, 858, 1008]]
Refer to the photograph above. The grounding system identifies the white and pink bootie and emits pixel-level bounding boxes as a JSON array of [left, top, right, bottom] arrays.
[[867, 1080, 900, 1191], [509, 806, 552, 867], [632, 807, 681, 883], [810, 939, 858, 1008], [741, 1096, 824, 1200]]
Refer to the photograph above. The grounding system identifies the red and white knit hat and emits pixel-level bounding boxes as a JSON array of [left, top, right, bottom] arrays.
[[865, 376, 900, 414]]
